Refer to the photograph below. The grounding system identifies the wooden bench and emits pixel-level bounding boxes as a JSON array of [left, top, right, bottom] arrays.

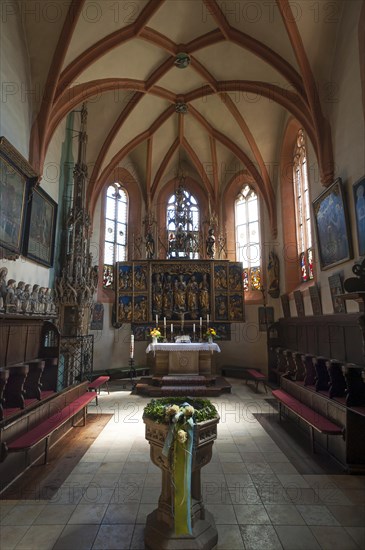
[[88, 375, 110, 404], [4, 392, 96, 464], [245, 369, 268, 393], [272, 389, 344, 452]]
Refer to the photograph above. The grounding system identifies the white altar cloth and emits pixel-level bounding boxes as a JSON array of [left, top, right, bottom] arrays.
[[146, 342, 221, 354]]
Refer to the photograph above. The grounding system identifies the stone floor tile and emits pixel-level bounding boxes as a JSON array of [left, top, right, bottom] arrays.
[[129, 524, 145, 549], [245, 462, 274, 475], [92, 524, 134, 549], [219, 452, 244, 463], [240, 524, 283, 550], [221, 462, 248, 474], [296, 504, 340, 525], [234, 504, 271, 524], [79, 486, 114, 505], [341, 488, 365, 505], [275, 525, 321, 549], [136, 503, 155, 524], [276, 474, 310, 489], [270, 462, 299, 475], [315, 488, 353, 506], [140, 486, 160, 503], [216, 524, 245, 549], [52, 524, 99, 550], [68, 504, 108, 524], [102, 503, 139, 523], [1, 504, 45, 525], [206, 504, 238, 524], [327, 505, 365, 527], [95, 461, 125, 474], [34, 504, 76, 524], [0, 525, 28, 550], [310, 525, 360, 549], [330, 476, 365, 489], [345, 526, 365, 549], [121, 462, 149, 474], [265, 504, 306, 525], [15, 524, 64, 549], [261, 452, 290, 463], [286, 487, 323, 505]]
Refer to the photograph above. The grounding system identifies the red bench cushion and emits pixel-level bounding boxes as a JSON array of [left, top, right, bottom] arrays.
[[8, 393, 96, 450], [272, 389, 342, 434], [88, 376, 110, 390], [246, 369, 266, 379]]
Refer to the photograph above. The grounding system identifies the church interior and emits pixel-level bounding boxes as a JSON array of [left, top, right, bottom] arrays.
[[0, 0, 365, 548]]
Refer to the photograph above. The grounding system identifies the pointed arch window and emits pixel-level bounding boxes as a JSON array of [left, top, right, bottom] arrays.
[[293, 129, 314, 282], [103, 183, 128, 289], [166, 185, 200, 259], [235, 185, 261, 291]]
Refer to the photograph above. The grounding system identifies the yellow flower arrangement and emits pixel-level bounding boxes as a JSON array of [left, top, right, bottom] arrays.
[[150, 327, 161, 338], [205, 327, 216, 338]]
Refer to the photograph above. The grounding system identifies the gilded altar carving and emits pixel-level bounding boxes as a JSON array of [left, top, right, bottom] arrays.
[[115, 260, 245, 324]]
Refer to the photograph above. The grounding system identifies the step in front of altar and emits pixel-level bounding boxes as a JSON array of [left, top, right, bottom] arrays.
[[155, 376, 216, 386], [136, 376, 231, 396]]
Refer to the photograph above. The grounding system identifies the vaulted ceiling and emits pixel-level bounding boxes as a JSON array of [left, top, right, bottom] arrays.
[[26, 0, 345, 231]]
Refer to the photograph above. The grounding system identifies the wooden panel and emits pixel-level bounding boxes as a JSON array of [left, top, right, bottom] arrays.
[[306, 325, 317, 355], [0, 324, 9, 367], [6, 323, 27, 365], [318, 324, 330, 357], [25, 322, 42, 361], [329, 324, 345, 360]]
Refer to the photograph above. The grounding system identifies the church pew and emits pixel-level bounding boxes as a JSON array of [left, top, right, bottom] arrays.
[[4, 392, 96, 465]]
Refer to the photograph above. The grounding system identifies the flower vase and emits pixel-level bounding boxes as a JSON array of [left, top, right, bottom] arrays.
[[208, 336, 213, 344], [152, 336, 158, 345]]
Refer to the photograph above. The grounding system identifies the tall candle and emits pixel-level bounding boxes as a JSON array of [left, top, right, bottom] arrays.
[[207, 314, 209, 325], [164, 317, 166, 327], [193, 323, 196, 333], [199, 317, 202, 327], [155, 314, 158, 326], [171, 324, 173, 333], [130, 334, 134, 359]]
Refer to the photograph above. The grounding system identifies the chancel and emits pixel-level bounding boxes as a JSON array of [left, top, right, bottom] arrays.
[[0, 1, 365, 549]]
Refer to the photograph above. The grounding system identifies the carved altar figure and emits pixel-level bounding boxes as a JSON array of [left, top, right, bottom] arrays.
[[0, 267, 8, 310], [5, 279, 17, 312], [206, 228, 215, 259], [187, 275, 199, 317], [199, 273, 210, 313], [268, 251, 280, 298], [174, 274, 186, 312], [146, 232, 155, 259], [30, 284, 40, 313], [22, 284, 32, 312], [162, 274, 173, 318], [15, 281, 25, 311], [152, 273, 163, 315]]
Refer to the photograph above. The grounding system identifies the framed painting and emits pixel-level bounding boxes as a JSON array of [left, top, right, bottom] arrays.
[[23, 186, 57, 266], [312, 178, 353, 270], [280, 294, 291, 318], [309, 283, 322, 316], [0, 137, 38, 258], [294, 290, 305, 317], [328, 273, 346, 314], [353, 176, 365, 257]]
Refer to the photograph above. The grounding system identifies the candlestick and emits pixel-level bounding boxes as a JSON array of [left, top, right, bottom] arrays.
[[130, 334, 134, 359]]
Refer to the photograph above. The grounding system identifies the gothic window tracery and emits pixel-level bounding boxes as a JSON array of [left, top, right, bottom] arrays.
[[235, 185, 261, 291], [166, 185, 200, 259], [103, 183, 128, 289], [293, 129, 314, 282]]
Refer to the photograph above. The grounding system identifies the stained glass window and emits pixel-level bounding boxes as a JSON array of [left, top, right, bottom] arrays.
[[293, 130, 314, 282], [166, 185, 200, 259], [103, 183, 128, 289], [235, 185, 261, 291]]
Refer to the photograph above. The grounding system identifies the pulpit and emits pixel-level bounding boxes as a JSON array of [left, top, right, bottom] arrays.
[[146, 343, 221, 377]]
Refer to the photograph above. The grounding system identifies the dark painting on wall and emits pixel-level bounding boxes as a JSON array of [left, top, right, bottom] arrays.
[[328, 273, 346, 314], [258, 306, 274, 331], [312, 178, 353, 270], [309, 284, 323, 316], [280, 294, 291, 318], [90, 303, 104, 330], [294, 290, 305, 317], [353, 176, 365, 257], [0, 137, 38, 259], [24, 186, 57, 266]]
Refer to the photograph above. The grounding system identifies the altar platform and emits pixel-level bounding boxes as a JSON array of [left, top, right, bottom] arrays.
[[136, 342, 231, 396]]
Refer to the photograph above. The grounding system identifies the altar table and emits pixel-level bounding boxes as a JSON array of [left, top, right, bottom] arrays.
[[146, 343, 221, 376]]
